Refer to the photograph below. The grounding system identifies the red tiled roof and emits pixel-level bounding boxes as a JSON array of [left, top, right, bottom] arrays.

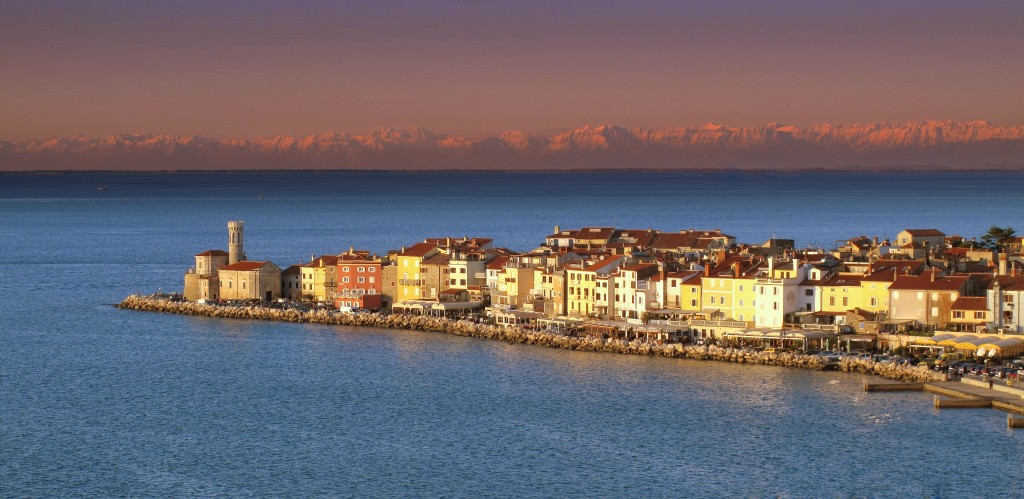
[[950, 297, 988, 311], [585, 255, 625, 272], [196, 250, 228, 257], [486, 255, 511, 270], [821, 274, 864, 287], [398, 242, 438, 257], [889, 271, 968, 291]]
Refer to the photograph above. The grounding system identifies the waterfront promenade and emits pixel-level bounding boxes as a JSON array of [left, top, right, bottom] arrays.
[[118, 294, 943, 383]]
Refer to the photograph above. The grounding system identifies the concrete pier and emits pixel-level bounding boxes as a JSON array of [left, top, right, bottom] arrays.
[[933, 395, 992, 409], [864, 381, 924, 392]]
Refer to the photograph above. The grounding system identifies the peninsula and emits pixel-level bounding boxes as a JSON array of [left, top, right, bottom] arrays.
[[120, 221, 1024, 385]]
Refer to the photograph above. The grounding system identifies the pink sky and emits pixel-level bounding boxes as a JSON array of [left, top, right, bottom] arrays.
[[2, 1, 1023, 141]]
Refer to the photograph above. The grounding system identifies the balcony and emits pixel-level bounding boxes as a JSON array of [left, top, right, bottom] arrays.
[[756, 277, 783, 284], [399, 279, 422, 286]]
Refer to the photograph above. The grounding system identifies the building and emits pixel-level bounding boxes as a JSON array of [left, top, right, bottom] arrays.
[[888, 269, 970, 328], [613, 262, 659, 322], [218, 261, 282, 301], [949, 297, 990, 332], [280, 265, 302, 300], [394, 242, 441, 303], [896, 229, 945, 256], [184, 249, 229, 301], [335, 249, 384, 310], [183, 221, 243, 301], [300, 255, 339, 302]]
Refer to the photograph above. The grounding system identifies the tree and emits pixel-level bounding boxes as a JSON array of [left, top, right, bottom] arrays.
[[980, 226, 1016, 251]]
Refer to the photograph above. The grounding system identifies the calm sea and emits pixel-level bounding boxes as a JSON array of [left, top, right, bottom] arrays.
[[1, 171, 1023, 496]]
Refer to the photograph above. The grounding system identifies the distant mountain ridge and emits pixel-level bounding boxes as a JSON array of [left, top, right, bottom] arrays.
[[3, 121, 1023, 171]]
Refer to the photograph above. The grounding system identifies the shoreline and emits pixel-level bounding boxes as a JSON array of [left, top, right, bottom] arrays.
[[117, 295, 943, 383]]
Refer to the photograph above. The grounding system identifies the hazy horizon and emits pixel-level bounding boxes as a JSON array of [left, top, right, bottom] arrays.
[[3, 1, 1023, 142]]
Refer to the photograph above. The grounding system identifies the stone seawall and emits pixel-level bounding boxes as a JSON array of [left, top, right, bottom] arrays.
[[117, 295, 943, 383]]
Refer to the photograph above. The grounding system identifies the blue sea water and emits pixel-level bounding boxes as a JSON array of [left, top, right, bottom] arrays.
[[1, 171, 1023, 496]]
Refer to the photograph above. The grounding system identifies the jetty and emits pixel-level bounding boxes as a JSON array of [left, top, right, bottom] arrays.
[[862, 376, 1024, 419]]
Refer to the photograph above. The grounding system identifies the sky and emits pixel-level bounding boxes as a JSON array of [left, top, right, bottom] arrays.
[[2, 0, 1023, 141]]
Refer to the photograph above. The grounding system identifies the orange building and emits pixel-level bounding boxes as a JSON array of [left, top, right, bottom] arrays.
[[335, 248, 384, 310]]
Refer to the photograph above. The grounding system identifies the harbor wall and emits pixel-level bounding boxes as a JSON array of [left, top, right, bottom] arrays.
[[117, 295, 944, 383]]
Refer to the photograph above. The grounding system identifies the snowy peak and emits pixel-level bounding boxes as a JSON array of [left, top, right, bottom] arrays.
[[3, 120, 1024, 170]]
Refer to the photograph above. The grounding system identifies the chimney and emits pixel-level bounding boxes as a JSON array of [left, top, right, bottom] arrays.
[[705, 265, 711, 277], [930, 270, 936, 282], [873, 236, 879, 247], [793, 258, 799, 271], [733, 262, 741, 278], [999, 253, 1008, 276], [554, 225, 560, 234], [768, 257, 774, 275], [349, 245, 355, 254]]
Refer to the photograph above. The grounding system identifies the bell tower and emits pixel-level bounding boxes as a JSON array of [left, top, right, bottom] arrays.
[[228, 220, 246, 265]]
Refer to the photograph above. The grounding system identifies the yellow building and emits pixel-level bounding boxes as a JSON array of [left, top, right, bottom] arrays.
[[300, 255, 339, 302], [817, 274, 864, 313], [701, 260, 760, 323], [662, 271, 703, 311], [566, 255, 624, 318], [395, 242, 440, 303]]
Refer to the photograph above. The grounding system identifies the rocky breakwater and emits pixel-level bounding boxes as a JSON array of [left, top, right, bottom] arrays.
[[117, 295, 942, 382], [836, 356, 943, 383]]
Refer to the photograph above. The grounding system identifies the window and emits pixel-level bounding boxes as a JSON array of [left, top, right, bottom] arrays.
[[1005, 294, 1014, 302], [342, 277, 350, 283], [917, 292, 924, 300], [931, 293, 939, 301], [241, 281, 246, 290], [358, 267, 365, 272], [690, 299, 697, 307], [870, 297, 877, 307], [974, 311, 986, 319], [829, 296, 835, 306], [954, 311, 965, 319], [343, 267, 350, 272], [893, 291, 900, 299], [369, 267, 376, 272], [805, 289, 813, 296], [357, 277, 365, 283], [773, 303, 778, 310], [842, 297, 848, 306]]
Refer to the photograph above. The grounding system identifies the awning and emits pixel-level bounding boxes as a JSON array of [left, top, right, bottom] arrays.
[[914, 333, 959, 345], [979, 337, 1024, 357], [430, 301, 482, 311]]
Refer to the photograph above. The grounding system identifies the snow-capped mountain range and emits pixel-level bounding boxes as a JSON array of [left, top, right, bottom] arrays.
[[2, 121, 1023, 170]]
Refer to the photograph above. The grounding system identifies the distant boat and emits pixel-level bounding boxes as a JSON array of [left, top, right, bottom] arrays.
[[258, 192, 264, 200], [97, 185, 107, 192]]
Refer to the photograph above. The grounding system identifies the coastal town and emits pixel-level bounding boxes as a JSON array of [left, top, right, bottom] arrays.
[[175, 221, 1024, 367]]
